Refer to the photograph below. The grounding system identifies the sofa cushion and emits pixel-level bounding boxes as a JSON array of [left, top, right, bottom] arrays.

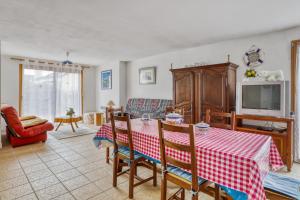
[[23, 122, 54, 137], [125, 98, 173, 119], [21, 117, 48, 128]]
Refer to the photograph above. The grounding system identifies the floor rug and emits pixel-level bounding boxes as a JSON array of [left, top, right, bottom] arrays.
[[50, 125, 98, 140]]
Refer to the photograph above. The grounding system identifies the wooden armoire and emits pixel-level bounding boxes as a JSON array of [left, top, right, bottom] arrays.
[[170, 62, 238, 123]]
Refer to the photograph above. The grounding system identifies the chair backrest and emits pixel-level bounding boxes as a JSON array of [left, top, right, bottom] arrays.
[[205, 109, 236, 130], [165, 107, 184, 116], [106, 106, 124, 123], [157, 120, 198, 189], [165, 101, 190, 115], [110, 113, 134, 160], [0, 105, 24, 135]]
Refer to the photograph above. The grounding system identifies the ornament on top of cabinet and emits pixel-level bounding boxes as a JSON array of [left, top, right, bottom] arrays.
[[243, 45, 265, 67]]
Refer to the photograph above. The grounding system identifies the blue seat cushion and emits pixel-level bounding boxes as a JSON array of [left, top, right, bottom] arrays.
[[220, 172, 300, 200], [264, 172, 300, 199], [167, 165, 206, 185], [219, 185, 247, 200], [118, 147, 143, 160]]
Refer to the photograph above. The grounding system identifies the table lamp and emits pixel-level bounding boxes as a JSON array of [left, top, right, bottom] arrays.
[[107, 100, 115, 108]]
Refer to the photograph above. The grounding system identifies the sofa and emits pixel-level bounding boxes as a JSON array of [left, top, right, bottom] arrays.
[[1, 105, 54, 147], [125, 98, 173, 119]]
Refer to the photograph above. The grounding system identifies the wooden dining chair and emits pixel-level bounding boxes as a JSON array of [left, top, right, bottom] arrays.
[[111, 113, 157, 199], [165, 101, 189, 116], [158, 120, 223, 200], [205, 109, 236, 130], [105, 106, 124, 164], [165, 107, 185, 116], [106, 106, 124, 123]]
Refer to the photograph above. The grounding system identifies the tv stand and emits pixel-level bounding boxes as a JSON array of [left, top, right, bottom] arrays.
[[235, 114, 294, 172]]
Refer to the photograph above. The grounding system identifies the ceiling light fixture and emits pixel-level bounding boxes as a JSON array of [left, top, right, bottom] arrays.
[[62, 51, 73, 65]]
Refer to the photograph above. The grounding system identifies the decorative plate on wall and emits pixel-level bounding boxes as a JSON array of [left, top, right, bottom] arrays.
[[243, 45, 265, 67]]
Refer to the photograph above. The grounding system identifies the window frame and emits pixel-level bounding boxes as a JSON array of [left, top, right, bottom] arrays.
[[291, 40, 300, 112]]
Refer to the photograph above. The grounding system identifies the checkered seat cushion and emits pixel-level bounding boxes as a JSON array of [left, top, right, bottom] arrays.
[[167, 165, 206, 185], [118, 147, 144, 160]]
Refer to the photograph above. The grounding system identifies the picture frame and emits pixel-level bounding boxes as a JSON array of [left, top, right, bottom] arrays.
[[139, 67, 156, 85], [101, 70, 112, 90]]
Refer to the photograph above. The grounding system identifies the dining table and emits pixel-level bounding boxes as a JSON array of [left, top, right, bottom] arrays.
[[94, 118, 284, 200]]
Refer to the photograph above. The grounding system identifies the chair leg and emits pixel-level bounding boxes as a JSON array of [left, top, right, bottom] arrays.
[[192, 193, 198, 200], [153, 163, 157, 186], [129, 162, 136, 199], [181, 189, 185, 200], [215, 184, 221, 200], [112, 155, 118, 187], [106, 147, 110, 164], [161, 177, 167, 200]]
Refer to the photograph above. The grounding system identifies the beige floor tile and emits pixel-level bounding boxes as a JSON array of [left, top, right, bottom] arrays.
[[15, 193, 38, 200], [0, 183, 33, 200], [63, 154, 84, 162], [44, 158, 68, 167], [19, 158, 43, 168], [69, 158, 91, 168], [23, 163, 48, 174], [49, 163, 73, 174], [62, 175, 90, 191], [94, 176, 114, 192], [0, 175, 28, 192], [56, 168, 81, 181], [30, 175, 60, 191], [57, 151, 77, 157], [76, 161, 103, 174], [35, 183, 68, 200], [88, 192, 111, 200], [17, 154, 39, 162], [99, 182, 129, 200], [84, 168, 109, 181], [0, 168, 25, 182], [40, 154, 61, 162], [0, 161, 21, 172], [51, 193, 75, 200], [71, 183, 102, 200], [26, 168, 53, 182]]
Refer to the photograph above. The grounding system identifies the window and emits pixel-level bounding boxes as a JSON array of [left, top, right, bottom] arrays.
[[291, 40, 300, 162], [20, 64, 82, 121]]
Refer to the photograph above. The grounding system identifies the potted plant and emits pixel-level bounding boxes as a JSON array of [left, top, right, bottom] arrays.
[[66, 107, 75, 118]]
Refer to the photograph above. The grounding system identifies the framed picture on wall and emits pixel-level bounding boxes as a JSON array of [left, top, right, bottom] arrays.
[[101, 70, 112, 90], [139, 66, 156, 85]]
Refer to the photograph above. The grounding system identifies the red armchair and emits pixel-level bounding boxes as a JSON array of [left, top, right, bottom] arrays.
[[1, 105, 54, 147]]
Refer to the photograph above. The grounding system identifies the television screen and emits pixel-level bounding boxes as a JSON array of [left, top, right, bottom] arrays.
[[242, 84, 281, 110]]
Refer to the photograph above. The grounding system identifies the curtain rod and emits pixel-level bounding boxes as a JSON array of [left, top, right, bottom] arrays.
[[10, 57, 92, 69]]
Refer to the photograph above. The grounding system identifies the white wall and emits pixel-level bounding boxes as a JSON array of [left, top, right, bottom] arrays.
[[126, 26, 300, 100], [1, 55, 19, 108], [96, 61, 120, 111], [82, 67, 96, 112], [0, 55, 96, 114], [96, 61, 127, 111]]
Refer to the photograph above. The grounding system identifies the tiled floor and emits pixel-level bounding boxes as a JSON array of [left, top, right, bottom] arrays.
[[0, 131, 299, 200]]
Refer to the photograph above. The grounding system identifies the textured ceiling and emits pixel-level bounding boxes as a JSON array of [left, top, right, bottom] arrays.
[[1, 0, 300, 65]]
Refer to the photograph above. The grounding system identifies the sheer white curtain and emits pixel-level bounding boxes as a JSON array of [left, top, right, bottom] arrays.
[[296, 45, 300, 162], [22, 62, 81, 121]]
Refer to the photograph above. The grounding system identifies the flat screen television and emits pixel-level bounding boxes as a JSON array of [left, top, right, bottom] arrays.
[[238, 81, 289, 117]]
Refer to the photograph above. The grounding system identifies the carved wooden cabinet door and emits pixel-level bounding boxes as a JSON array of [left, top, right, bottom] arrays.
[[200, 68, 227, 120], [173, 71, 194, 123]]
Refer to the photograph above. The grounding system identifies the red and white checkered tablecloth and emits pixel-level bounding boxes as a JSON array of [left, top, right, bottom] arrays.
[[95, 119, 284, 200]]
